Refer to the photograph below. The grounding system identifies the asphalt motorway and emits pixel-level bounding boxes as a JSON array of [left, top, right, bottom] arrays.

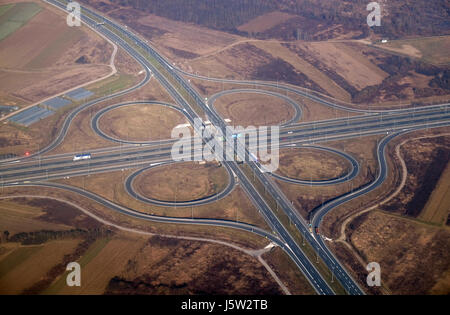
[[3, 114, 449, 183]]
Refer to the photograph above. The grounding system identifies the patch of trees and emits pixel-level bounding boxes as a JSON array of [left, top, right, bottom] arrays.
[[0, 230, 10, 243], [107, 0, 276, 32], [353, 56, 450, 103], [8, 228, 114, 245], [352, 74, 410, 104], [75, 55, 89, 64], [22, 233, 104, 294], [106, 275, 190, 295], [84, 0, 450, 40], [148, 235, 180, 248], [372, 0, 450, 39], [278, 0, 449, 39], [429, 70, 450, 90], [377, 55, 449, 80]]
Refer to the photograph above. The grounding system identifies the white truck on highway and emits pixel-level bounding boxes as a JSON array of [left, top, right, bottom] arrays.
[[73, 153, 92, 162]]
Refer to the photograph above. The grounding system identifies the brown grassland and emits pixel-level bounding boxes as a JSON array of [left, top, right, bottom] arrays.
[[380, 134, 449, 221], [0, 198, 73, 234], [295, 41, 389, 90], [276, 135, 381, 219], [348, 210, 450, 294], [1, 186, 271, 249], [276, 147, 352, 181], [251, 41, 352, 101], [55, 167, 270, 229], [0, 193, 313, 294], [214, 92, 296, 127], [0, 3, 149, 157], [104, 236, 283, 295], [237, 11, 297, 34], [319, 128, 450, 294], [98, 4, 242, 64], [134, 162, 229, 202], [98, 103, 187, 142], [373, 36, 450, 65], [0, 48, 142, 157], [0, 239, 80, 294], [419, 162, 450, 225]]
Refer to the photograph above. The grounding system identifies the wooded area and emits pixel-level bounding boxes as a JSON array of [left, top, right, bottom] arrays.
[[88, 0, 450, 40]]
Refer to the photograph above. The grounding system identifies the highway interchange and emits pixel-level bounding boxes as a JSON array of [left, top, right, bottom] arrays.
[[1, 0, 450, 295]]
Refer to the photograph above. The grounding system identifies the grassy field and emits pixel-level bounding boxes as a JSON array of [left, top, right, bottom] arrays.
[[98, 103, 187, 141], [0, 193, 278, 294], [0, 58, 140, 158], [276, 147, 352, 181], [318, 129, 450, 295], [49, 72, 174, 155], [190, 78, 357, 122], [214, 92, 296, 127], [4, 184, 272, 248], [252, 41, 352, 101], [87, 73, 136, 97], [238, 11, 296, 33], [42, 237, 111, 294], [0, 2, 41, 41], [56, 236, 146, 294], [0, 246, 42, 279], [25, 27, 85, 69], [0, 240, 80, 294], [375, 36, 450, 65], [0, 199, 71, 234], [0, 0, 113, 111], [300, 41, 389, 90], [134, 162, 229, 202], [111, 6, 240, 59], [0, 3, 13, 17]]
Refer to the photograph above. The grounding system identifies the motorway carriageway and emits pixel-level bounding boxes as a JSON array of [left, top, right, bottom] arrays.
[[1, 110, 449, 183], [2, 101, 449, 172]]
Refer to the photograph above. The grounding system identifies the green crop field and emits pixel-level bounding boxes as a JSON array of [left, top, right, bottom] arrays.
[[377, 36, 450, 65], [0, 246, 43, 279], [42, 238, 110, 294], [25, 29, 85, 69], [88, 74, 136, 97], [0, 3, 13, 17], [0, 2, 41, 41]]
